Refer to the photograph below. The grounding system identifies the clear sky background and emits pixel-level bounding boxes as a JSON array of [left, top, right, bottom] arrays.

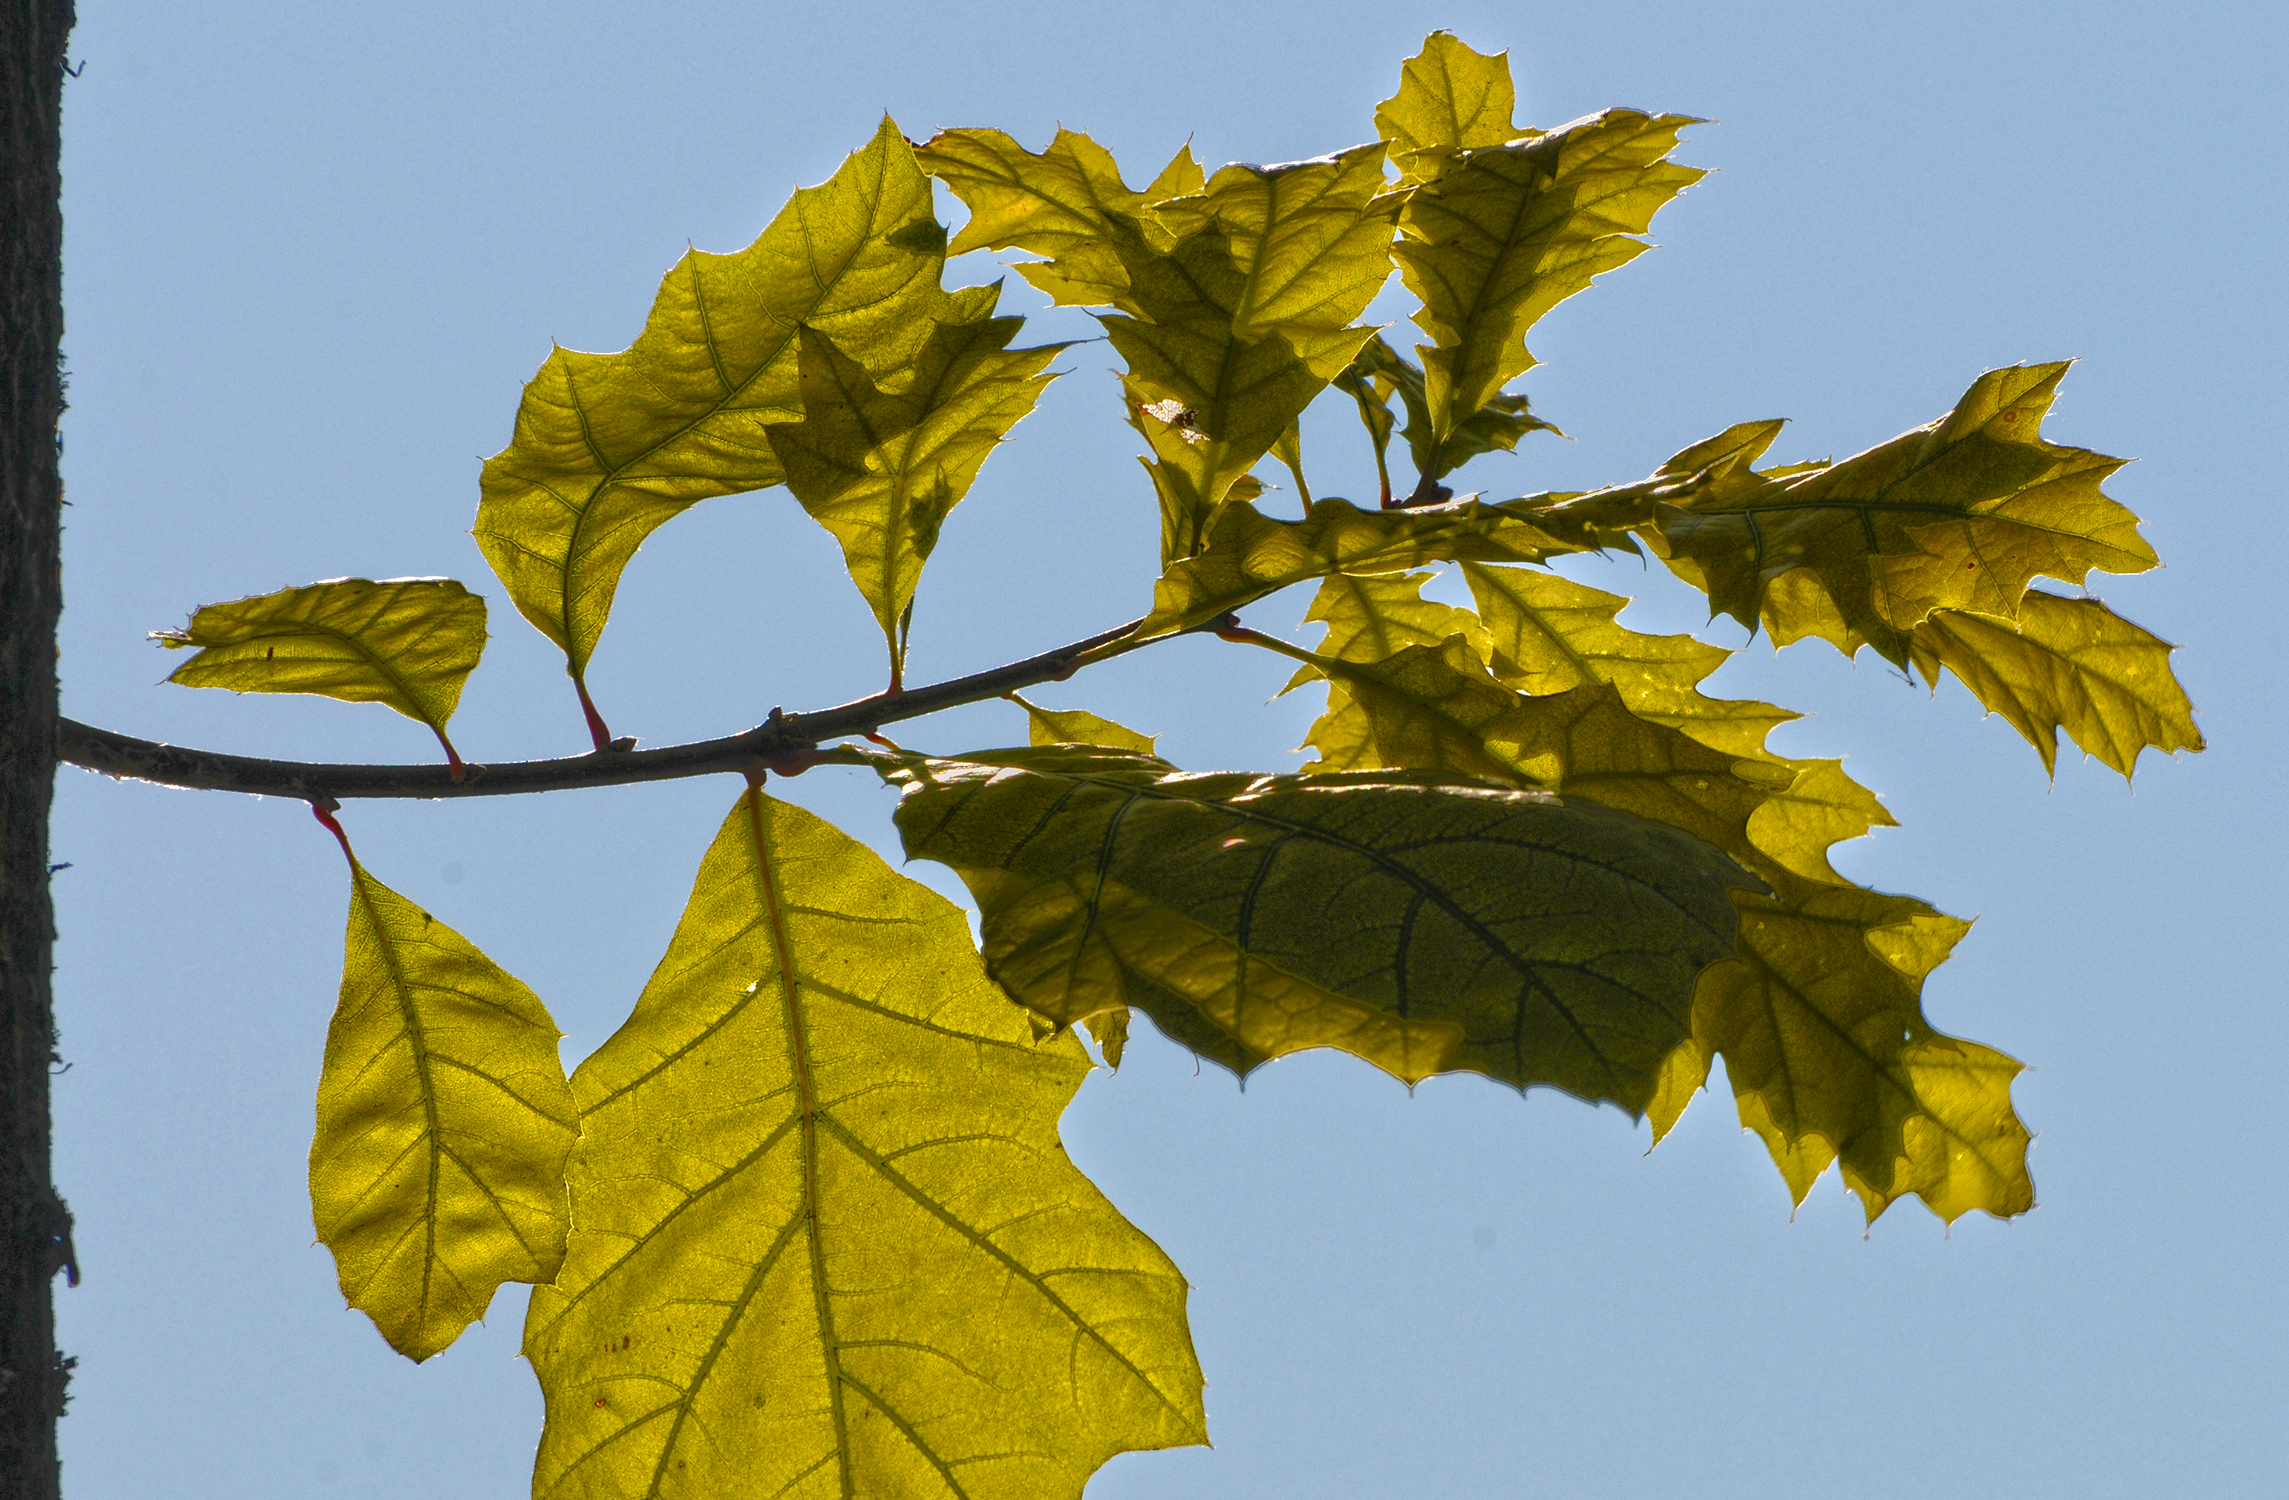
[[48, 2, 2286, 1496]]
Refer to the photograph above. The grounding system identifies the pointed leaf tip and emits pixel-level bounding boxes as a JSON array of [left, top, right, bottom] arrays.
[[1911, 590, 2203, 778], [477, 117, 957, 677], [1010, 692, 1159, 755], [769, 313, 1064, 679]]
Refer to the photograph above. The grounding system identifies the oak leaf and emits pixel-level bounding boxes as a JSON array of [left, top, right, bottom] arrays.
[[1008, 692, 1159, 755], [1910, 589, 2203, 778], [766, 315, 1064, 683], [1280, 615, 2028, 1220], [524, 788, 1205, 1499], [890, 748, 1760, 1114], [475, 118, 958, 685], [917, 127, 1199, 312], [1652, 364, 2156, 663], [1376, 31, 1523, 184], [1397, 108, 1701, 446]]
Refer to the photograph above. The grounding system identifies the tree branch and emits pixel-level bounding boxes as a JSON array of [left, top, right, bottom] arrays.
[[58, 612, 1227, 801]]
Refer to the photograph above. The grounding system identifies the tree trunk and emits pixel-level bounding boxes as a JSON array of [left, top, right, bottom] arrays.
[[0, 2, 74, 1495]]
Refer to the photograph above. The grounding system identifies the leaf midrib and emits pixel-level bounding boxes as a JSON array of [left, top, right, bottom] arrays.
[[744, 789, 857, 1500], [188, 614, 453, 734], [349, 870, 448, 1337]]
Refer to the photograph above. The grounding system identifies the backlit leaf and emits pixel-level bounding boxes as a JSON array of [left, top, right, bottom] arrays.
[[1377, 32, 1521, 184], [1294, 637, 1794, 866], [890, 747, 1761, 1112], [524, 788, 1205, 1499], [766, 315, 1064, 684], [1332, 350, 1403, 507], [1082, 1007, 1132, 1071], [1461, 563, 1794, 759], [475, 118, 953, 684], [1653, 364, 2157, 663], [1390, 563, 1889, 884], [1106, 148, 1399, 559], [1275, 625, 2026, 1220], [1281, 569, 1489, 695], [917, 128, 1197, 312], [1337, 336, 1561, 499], [1153, 145, 1402, 371], [1685, 883, 2032, 1223], [1009, 692, 1158, 755], [1397, 109, 1701, 445], [1742, 760, 1897, 887], [1910, 590, 2203, 778], [1141, 495, 1598, 637], [154, 577, 484, 770], [311, 853, 575, 1362]]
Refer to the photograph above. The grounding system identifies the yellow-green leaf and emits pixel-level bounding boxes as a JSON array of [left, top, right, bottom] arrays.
[[1141, 496, 1596, 637], [1742, 759, 1897, 887], [766, 315, 1064, 684], [1121, 317, 1332, 563], [890, 748, 1762, 1112], [154, 577, 484, 768], [311, 852, 576, 1362], [1653, 364, 2157, 663], [1337, 336, 1561, 498], [1153, 145, 1403, 372], [475, 118, 953, 683], [1270, 419, 1312, 507], [918, 128, 1194, 312], [1413, 563, 1888, 884], [1376, 32, 1522, 184], [1687, 883, 2032, 1223], [1282, 569, 1489, 695], [524, 787, 1205, 1499], [1294, 637, 1793, 869], [1082, 1006, 1132, 1070], [1009, 691, 1158, 754], [1105, 149, 1399, 560], [1397, 109, 1701, 445], [1274, 625, 2023, 1219], [1461, 563, 1794, 760], [1910, 589, 2204, 778]]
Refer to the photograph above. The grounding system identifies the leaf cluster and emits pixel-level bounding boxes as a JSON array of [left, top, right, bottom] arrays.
[[114, 31, 2202, 1499]]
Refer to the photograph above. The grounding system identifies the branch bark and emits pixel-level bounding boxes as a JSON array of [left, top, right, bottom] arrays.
[[0, 3, 75, 1495], [58, 612, 1229, 802]]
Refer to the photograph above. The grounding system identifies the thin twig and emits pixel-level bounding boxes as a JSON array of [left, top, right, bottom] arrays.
[[59, 613, 1222, 801]]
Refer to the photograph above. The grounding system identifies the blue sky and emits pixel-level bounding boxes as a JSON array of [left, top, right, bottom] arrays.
[[51, 2, 2286, 1496]]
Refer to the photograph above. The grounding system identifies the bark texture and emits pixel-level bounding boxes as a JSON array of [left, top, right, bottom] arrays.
[[0, 1, 73, 1494]]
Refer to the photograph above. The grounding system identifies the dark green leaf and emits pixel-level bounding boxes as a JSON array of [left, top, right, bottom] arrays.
[[888, 747, 1761, 1113]]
